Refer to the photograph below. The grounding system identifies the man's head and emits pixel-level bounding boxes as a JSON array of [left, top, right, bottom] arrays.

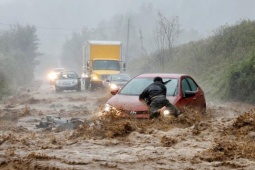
[[153, 76, 163, 83]]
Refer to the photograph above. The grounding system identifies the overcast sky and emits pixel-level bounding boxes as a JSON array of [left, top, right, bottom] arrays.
[[1, 0, 255, 56]]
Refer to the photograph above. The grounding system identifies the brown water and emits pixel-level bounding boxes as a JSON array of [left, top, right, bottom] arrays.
[[0, 80, 254, 170]]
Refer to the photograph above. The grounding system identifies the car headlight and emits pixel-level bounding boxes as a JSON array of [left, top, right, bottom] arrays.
[[104, 103, 118, 112], [48, 72, 57, 80], [104, 103, 112, 112], [82, 73, 89, 78], [110, 83, 119, 90], [103, 104, 122, 117], [163, 109, 170, 116], [81, 73, 86, 78], [91, 74, 100, 81]]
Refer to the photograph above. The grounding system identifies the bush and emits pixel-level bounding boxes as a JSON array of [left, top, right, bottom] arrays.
[[225, 52, 255, 103], [0, 25, 40, 99], [0, 72, 10, 99]]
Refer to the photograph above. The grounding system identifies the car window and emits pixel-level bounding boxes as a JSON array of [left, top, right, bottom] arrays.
[[186, 77, 198, 91], [59, 74, 77, 79], [182, 79, 191, 96], [164, 78, 178, 96], [120, 77, 178, 96], [120, 78, 152, 95]]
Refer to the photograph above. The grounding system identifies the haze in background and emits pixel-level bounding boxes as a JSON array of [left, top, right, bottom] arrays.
[[0, 0, 255, 77]]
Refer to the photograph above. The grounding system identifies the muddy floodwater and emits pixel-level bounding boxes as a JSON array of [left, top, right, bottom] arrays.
[[0, 80, 255, 170]]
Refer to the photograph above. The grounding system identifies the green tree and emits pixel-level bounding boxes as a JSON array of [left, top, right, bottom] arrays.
[[0, 25, 40, 98], [226, 52, 255, 103]]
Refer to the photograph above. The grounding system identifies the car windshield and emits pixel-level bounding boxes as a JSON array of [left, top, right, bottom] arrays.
[[119, 77, 178, 96], [58, 73, 77, 79], [111, 74, 130, 81], [93, 60, 120, 70]]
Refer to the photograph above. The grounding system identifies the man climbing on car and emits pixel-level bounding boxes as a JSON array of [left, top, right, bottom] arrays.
[[139, 76, 180, 119]]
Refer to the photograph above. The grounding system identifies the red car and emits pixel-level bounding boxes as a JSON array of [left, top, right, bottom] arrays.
[[104, 73, 206, 118]]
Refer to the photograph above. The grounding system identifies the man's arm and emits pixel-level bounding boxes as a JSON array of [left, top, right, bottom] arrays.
[[139, 91, 146, 101], [139, 86, 149, 101]]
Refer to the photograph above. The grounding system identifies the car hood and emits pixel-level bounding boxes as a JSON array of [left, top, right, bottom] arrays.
[[107, 94, 176, 112], [58, 79, 75, 82]]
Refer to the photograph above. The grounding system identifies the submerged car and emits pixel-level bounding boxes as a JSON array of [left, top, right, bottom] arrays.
[[55, 71, 81, 92], [48, 68, 65, 85], [105, 73, 131, 90], [104, 73, 206, 118]]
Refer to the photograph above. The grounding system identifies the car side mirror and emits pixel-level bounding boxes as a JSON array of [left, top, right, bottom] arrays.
[[184, 90, 196, 98], [110, 88, 119, 95]]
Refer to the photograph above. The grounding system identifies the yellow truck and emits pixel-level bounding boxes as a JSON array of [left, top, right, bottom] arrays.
[[82, 41, 126, 90]]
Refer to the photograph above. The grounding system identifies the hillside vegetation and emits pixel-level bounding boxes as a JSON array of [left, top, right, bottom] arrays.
[[129, 20, 255, 103], [0, 25, 40, 99]]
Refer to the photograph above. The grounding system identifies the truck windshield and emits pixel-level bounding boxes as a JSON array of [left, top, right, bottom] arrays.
[[93, 60, 120, 70]]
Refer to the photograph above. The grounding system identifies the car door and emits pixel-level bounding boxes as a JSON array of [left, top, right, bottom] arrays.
[[178, 76, 202, 110], [185, 77, 205, 109]]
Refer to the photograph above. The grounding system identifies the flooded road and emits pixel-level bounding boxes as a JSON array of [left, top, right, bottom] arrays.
[[0, 80, 254, 169]]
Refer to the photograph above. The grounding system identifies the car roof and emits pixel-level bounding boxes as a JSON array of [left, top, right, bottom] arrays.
[[135, 73, 188, 79]]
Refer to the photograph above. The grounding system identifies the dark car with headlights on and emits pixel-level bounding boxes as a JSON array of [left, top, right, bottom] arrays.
[[105, 73, 131, 90], [55, 71, 81, 92], [104, 73, 206, 118]]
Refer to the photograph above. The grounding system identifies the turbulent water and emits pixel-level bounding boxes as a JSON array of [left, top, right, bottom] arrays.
[[0, 80, 254, 170]]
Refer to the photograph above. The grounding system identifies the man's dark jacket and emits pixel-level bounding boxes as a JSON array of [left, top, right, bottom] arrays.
[[139, 82, 166, 105], [139, 81, 179, 118]]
